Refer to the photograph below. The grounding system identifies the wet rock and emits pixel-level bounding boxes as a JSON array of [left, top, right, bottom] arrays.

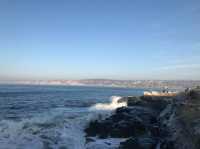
[[85, 94, 181, 149], [86, 137, 96, 143], [84, 120, 106, 138], [119, 137, 157, 149], [139, 96, 171, 113], [119, 96, 171, 115], [160, 140, 175, 149], [85, 106, 158, 138], [117, 97, 129, 103], [119, 138, 139, 149], [115, 106, 156, 124], [188, 90, 200, 99], [110, 119, 147, 138]]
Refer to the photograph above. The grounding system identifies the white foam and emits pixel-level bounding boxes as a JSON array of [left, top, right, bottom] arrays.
[[86, 137, 127, 149], [0, 96, 127, 149], [89, 96, 127, 111], [0, 108, 88, 149]]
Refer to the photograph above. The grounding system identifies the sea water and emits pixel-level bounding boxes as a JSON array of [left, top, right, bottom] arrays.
[[0, 85, 145, 149]]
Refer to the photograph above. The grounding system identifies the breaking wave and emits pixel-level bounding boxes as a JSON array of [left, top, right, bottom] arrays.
[[0, 108, 88, 149], [89, 96, 127, 111], [0, 96, 127, 149]]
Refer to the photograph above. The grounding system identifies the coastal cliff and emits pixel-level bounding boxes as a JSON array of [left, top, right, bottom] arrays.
[[85, 87, 200, 149]]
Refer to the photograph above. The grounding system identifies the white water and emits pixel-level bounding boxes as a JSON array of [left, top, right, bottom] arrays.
[[0, 96, 126, 149], [89, 96, 127, 111], [86, 137, 127, 149]]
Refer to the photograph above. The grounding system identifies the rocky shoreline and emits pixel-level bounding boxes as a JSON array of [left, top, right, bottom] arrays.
[[84, 88, 200, 149]]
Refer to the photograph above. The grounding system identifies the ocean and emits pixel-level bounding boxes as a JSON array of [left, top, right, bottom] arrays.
[[0, 85, 146, 149]]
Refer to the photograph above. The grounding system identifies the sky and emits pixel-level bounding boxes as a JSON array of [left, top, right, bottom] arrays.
[[0, 0, 200, 81]]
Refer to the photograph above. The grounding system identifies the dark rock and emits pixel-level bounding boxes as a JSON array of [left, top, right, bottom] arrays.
[[119, 137, 157, 149], [149, 125, 160, 137], [119, 96, 171, 115], [188, 90, 200, 99], [110, 120, 146, 138], [117, 97, 129, 103], [85, 106, 157, 138], [85, 95, 179, 148], [119, 138, 140, 149], [85, 118, 146, 138], [127, 97, 143, 106], [160, 140, 175, 149], [115, 106, 156, 124], [139, 96, 171, 113], [85, 137, 95, 143], [84, 120, 109, 138]]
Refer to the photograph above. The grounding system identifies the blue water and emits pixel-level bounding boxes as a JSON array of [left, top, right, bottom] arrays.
[[0, 85, 145, 149]]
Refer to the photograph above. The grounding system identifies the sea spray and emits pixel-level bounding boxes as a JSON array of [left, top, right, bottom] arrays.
[[89, 96, 127, 111], [0, 85, 144, 149], [0, 96, 127, 149], [85, 96, 128, 149], [0, 108, 88, 149]]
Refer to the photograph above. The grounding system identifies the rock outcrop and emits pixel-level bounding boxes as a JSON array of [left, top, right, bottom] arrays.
[[85, 88, 200, 149]]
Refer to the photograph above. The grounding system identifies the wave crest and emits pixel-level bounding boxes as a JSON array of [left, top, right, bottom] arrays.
[[89, 96, 127, 111]]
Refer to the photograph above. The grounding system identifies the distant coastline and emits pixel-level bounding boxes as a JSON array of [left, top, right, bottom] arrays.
[[1, 79, 200, 90]]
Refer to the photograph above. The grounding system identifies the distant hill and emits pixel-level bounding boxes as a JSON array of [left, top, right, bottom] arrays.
[[3, 79, 200, 90]]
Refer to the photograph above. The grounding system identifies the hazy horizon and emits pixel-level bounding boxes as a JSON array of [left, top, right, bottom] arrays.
[[1, 0, 200, 81], [1, 78, 200, 82]]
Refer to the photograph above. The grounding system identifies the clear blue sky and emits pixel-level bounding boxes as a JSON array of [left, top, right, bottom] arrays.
[[0, 0, 200, 80]]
